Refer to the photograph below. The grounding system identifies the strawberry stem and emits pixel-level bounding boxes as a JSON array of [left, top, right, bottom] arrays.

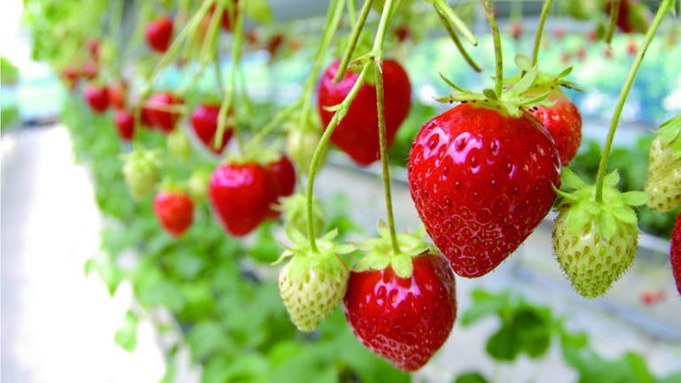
[[334, 0, 373, 83], [216, 1, 246, 154], [306, 65, 370, 252], [530, 0, 554, 67], [372, 0, 401, 254], [481, 0, 503, 96], [435, 7, 482, 73], [595, 0, 672, 202], [432, 0, 478, 46], [605, 0, 621, 44], [302, 0, 349, 253]]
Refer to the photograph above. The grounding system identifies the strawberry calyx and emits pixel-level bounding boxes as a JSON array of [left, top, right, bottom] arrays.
[[223, 142, 280, 166], [278, 227, 354, 283], [656, 114, 681, 158], [505, 54, 583, 94], [437, 66, 552, 118], [353, 222, 436, 279], [555, 168, 648, 240]]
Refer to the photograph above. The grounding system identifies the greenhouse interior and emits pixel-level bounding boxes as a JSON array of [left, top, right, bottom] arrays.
[[1, 0, 681, 382]]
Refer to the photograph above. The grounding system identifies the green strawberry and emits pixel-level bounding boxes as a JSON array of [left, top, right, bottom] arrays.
[[553, 168, 648, 298], [121, 148, 161, 200], [278, 228, 353, 332], [645, 115, 681, 212], [167, 128, 192, 159]]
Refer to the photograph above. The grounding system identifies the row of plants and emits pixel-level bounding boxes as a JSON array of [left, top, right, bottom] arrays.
[[21, 0, 681, 380]]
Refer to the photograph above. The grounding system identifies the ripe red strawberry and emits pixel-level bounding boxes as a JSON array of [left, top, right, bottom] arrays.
[[81, 61, 98, 80], [267, 155, 296, 198], [408, 102, 560, 277], [108, 79, 128, 110], [209, 162, 278, 237], [145, 16, 174, 53], [344, 252, 457, 371], [83, 84, 109, 113], [552, 169, 647, 298], [645, 116, 681, 212], [146, 93, 183, 133], [528, 88, 582, 166], [604, 0, 652, 33], [211, 0, 238, 32], [509, 21, 523, 40], [114, 110, 135, 141], [86, 39, 101, 62], [317, 58, 411, 166], [153, 190, 194, 237], [61, 66, 81, 91], [671, 212, 681, 296], [189, 104, 232, 154]]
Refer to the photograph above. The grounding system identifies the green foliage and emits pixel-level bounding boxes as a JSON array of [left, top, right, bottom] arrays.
[[1, 57, 20, 85], [452, 371, 489, 383], [114, 310, 139, 352]]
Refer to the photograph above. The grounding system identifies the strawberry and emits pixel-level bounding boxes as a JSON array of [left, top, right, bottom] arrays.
[[114, 110, 135, 141], [83, 84, 109, 113], [604, 0, 652, 34], [145, 16, 174, 53], [60, 66, 81, 91], [509, 21, 523, 40], [146, 92, 183, 134], [209, 161, 278, 236], [108, 79, 128, 110], [552, 168, 648, 298], [408, 102, 560, 277], [214, 0, 239, 32], [317, 58, 411, 166], [267, 155, 296, 198], [86, 39, 101, 62], [344, 250, 457, 371], [121, 149, 161, 200], [671, 212, 681, 296], [189, 103, 232, 154], [286, 124, 327, 175], [278, 228, 352, 332], [644, 115, 681, 212], [153, 190, 194, 237], [528, 88, 582, 166], [81, 61, 98, 80], [167, 129, 192, 159]]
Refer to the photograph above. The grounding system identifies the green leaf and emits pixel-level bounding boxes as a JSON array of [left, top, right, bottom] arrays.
[[187, 320, 233, 362], [454, 371, 489, 383], [114, 310, 138, 353], [485, 326, 520, 361], [460, 289, 512, 326]]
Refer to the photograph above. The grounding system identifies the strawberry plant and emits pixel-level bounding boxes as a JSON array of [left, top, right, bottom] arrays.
[[21, 0, 681, 380]]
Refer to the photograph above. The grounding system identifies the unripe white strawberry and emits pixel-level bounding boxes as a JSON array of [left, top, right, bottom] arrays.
[[278, 228, 353, 332], [121, 148, 161, 200], [552, 169, 647, 298], [645, 136, 681, 212]]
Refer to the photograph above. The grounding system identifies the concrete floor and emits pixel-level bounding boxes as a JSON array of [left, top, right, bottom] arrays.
[[2, 126, 680, 383], [1, 126, 166, 383]]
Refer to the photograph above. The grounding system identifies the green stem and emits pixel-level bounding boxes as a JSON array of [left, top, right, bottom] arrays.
[[347, 0, 358, 28], [334, 0, 373, 83], [216, 1, 246, 153], [605, 0, 620, 45], [372, 0, 400, 254], [481, 0, 503, 96], [595, 0, 672, 201], [433, 0, 478, 46], [246, 101, 302, 150], [435, 7, 482, 72], [306, 65, 370, 252], [531, 0, 554, 67]]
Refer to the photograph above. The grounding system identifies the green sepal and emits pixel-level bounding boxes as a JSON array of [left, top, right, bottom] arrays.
[[276, 226, 354, 279], [656, 114, 681, 158], [561, 167, 588, 190], [353, 222, 435, 278]]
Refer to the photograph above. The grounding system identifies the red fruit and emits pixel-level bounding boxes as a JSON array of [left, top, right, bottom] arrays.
[[153, 191, 194, 237], [211, 0, 239, 32], [114, 110, 135, 141], [86, 39, 101, 62], [408, 103, 560, 277], [317, 59, 411, 166], [189, 104, 232, 153], [344, 252, 457, 371], [61, 66, 80, 90], [671, 212, 681, 296], [528, 89, 582, 166], [108, 79, 128, 110], [145, 16, 174, 53], [146, 93, 183, 133], [268, 155, 296, 197], [509, 21, 523, 40], [605, 0, 651, 33], [81, 61, 98, 80], [626, 39, 638, 55], [209, 162, 278, 237], [395, 25, 411, 42], [267, 33, 285, 57], [83, 84, 109, 113], [246, 29, 259, 45]]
